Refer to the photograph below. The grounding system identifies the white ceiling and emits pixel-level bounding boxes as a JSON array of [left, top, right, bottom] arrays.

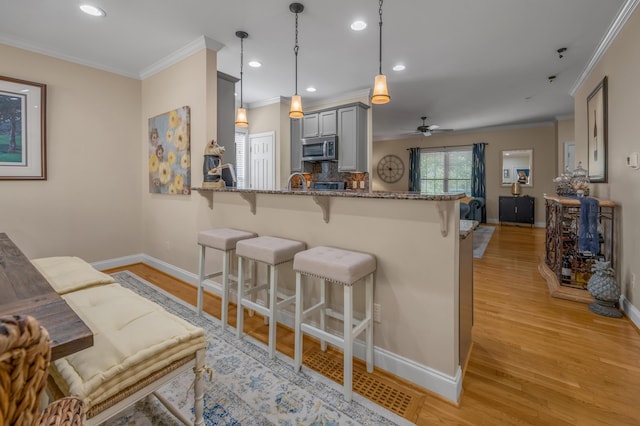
[[0, 0, 628, 141]]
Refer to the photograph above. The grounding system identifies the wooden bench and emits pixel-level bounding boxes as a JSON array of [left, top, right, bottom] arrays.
[[32, 256, 207, 425]]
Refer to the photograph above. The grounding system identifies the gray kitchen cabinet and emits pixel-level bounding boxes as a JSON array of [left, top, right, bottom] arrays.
[[338, 103, 369, 172], [302, 110, 337, 138], [290, 118, 302, 172], [302, 113, 319, 138], [217, 72, 239, 166], [319, 110, 337, 136]]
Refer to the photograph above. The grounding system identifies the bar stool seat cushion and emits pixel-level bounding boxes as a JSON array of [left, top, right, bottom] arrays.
[[294, 246, 376, 286], [198, 228, 257, 251], [236, 236, 305, 265]]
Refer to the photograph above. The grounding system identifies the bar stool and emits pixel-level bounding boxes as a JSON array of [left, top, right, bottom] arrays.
[[236, 236, 306, 359], [197, 228, 257, 330], [293, 246, 376, 402]]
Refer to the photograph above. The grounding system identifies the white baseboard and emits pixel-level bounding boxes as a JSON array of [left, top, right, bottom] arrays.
[[94, 253, 462, 403], [621, 295, 640, 329]]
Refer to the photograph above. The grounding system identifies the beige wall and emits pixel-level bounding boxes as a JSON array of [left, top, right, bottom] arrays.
[[573, 7, 640, 310], [246, 101, 290, 188], [140, 49, 220, 273], [0, 44, 142, 260], [372, 124, 558, 225]]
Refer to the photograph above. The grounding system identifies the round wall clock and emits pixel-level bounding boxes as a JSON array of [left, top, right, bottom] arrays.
[[377, 154, 405, 183]]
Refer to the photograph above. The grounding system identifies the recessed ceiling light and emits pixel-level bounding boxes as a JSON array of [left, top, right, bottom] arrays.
[[350, 20, 367, 31], [80, 4, 106, 17], [248, 61, 262, 68], [306, 87, 316, 92], [392, 64, 406, 71]]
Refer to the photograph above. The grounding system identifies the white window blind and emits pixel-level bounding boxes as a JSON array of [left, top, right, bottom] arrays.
[[235, 129, 248, 188]]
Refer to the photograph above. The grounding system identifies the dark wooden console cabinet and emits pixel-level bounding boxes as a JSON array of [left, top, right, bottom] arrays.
[[499, 196, 535, 226]]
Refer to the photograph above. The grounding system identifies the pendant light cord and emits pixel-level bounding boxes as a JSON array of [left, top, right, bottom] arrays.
[[239, 36, 244, 108], [378, 0, 383, 75], [294, 11, 300, 96]]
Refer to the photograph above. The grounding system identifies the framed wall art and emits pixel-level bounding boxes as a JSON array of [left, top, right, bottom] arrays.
[[148, 106, 191, 195], [0, 76, 47, 180], [587, 76, 607, 183]]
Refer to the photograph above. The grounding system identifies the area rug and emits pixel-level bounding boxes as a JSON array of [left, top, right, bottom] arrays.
[[106, 271, 412, 425], [473, 225, 495, 259]]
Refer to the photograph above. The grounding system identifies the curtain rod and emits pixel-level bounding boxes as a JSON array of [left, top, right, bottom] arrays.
[[406, 142, 487, 150]]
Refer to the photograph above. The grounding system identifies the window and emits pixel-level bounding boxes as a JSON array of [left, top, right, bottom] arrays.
[[235, 129, 248, 188], [419, 147, 472, 195]]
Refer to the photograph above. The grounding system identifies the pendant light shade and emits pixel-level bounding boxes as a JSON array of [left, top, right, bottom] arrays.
[[289, 95, 303, 119], [372, 74, 390, 104], [371, 0, 390, 104], [235, 107, 248, 127], [235, 30, 249, 127], [289, 3, 304, 119]]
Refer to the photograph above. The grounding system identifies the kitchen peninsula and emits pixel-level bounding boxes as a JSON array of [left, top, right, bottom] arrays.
[[194, 186, 471, 402]]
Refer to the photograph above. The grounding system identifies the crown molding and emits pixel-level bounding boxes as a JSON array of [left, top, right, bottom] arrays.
[[0, 36, 140, 78], [139, 35, 224, 80], [306, 88, 372, 109], [570, 0, 640, 96], [247, 96, 287, 109], [555, 114, 575, 121]]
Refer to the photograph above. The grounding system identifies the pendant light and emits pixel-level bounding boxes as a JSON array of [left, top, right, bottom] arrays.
[[235, 30, 249, 127], [371, 0, 390, 104], [289, 3, 304, 119]]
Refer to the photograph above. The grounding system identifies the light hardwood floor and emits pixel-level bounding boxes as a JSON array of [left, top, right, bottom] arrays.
[[104, 225, 640, 425]]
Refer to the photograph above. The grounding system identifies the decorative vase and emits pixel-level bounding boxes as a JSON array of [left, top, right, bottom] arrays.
[[587, 260, 622, 318], [511, 182, 521, 196]]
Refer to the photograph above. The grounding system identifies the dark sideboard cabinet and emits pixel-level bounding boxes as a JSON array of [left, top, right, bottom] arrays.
[[499, 196, 535, 226]]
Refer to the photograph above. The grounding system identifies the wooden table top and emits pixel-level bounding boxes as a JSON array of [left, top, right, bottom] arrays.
[[0, 233, 93, 360]]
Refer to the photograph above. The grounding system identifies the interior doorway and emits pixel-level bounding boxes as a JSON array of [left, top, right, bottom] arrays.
[[249, 131, 276, 190]]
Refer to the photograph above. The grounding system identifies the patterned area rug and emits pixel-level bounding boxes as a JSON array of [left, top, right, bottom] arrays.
[[473, 226, 495, 259], [107, 271, 412, 425]]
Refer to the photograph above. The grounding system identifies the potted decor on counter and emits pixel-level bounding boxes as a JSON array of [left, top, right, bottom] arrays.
[[587, 260, 622, 318]]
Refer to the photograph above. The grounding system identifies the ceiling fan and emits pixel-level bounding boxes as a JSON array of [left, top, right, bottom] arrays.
[[413, 116, 454, 136]]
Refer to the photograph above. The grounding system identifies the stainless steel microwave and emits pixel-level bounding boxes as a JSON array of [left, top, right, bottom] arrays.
[[301, 136, 337, 162]]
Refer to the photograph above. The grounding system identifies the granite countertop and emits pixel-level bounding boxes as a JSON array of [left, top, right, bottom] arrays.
[[460, 219, 479, 239], [192, 186, 466, 201]]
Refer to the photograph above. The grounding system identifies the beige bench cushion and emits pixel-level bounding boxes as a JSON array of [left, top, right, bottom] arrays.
[[31, 256, 116, 295], [49, 283, 205, 409]]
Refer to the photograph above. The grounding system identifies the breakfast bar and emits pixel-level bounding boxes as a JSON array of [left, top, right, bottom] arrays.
[[195, 187, 470, 402]]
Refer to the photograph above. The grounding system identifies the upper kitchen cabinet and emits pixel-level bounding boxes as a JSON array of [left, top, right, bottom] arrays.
[[338, 103, 369, 172], [217, 72, 239, 166], [290, 118, 302, 172], [303, 110, 337, 138]]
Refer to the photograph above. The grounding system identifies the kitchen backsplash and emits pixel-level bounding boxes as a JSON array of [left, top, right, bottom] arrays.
[[300, 161, 369, 190]]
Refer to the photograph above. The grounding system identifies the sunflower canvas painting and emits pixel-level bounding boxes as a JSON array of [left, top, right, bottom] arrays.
[[148, 106, 190, 194]]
